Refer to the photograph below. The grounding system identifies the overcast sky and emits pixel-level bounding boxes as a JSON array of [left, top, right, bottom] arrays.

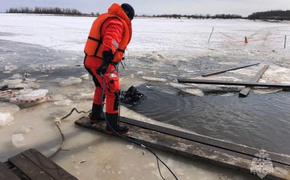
[[0, 0, 289, 17]]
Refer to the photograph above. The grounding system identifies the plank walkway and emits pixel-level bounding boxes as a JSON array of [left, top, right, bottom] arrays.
[[177, 78, 290, 88], [75, 116, 290, 180], [239, 65, 269, 97], [0, 149, 77, 180]]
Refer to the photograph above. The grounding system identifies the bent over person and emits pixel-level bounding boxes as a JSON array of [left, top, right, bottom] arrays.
[[84, 3, 134, 134]]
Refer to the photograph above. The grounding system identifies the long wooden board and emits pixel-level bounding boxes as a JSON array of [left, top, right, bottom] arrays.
[[177, 79, 290, 88], [201, 63, 260, 77], [0, 162, 21, 180], [0, 85, 23, 91], [75, 116, 290, 180], [239, 65, 269, 97], [9, 154, 53, 180], [22, 149, 77, 180], [7, 149, 78, 180]]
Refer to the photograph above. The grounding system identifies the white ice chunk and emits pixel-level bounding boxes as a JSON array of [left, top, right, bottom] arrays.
[[3, 71, 12, 74], [51, 78, 63, 83], [0, 112, 14, 126], [22, 126, 34, 133], [4, 65, 18, 72], [59, 77, 82, 87], [137, 71, 144, 75], [142, 76, 167, 82], [181, 88, 204, 96], [170, 82, 204, 96], [127, 144, 133, 149], [54, 99, 72, 106], [49, 94, 66, 101], [11, 74, 23, 79], [11, 134, 25, 147], [10, 89, 49, 106], [0, 102, 20, 114], [77, 92, 94, 100], [80, 73, 89, 80], [170, 82, 189, 89], [2, 79, 23, 85], [16, 89, 48, 101]]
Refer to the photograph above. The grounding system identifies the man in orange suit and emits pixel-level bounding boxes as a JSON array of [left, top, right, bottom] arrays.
[[84, 3, 134, 134]]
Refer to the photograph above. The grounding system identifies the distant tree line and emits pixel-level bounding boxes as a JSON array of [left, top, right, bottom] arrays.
[[5, 7, 290, 21], [3, 7, 243, 19], [247, 10, 290, 21], [6, 7, 83, 15], [137, 14, 243, 19]]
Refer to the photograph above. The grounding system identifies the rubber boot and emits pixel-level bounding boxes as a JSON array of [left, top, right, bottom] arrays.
[[105, 113, 129, 134], [90, 104, 105, 124]]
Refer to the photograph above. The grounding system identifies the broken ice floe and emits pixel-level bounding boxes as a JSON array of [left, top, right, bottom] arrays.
[[2, 79, 23, 86], [80, 73, 89, 80], [0, 102, 20, 126], [54, 99, 72, 106], [74, 92, 94, 100], [22, 126, 34, 133], [10, 89, 50, 107], [10, 73, 23, 79], [11, 133, 26, 147], [0, 102, 20, 114], [59, 77, 82, 87], [0, 112, 14, 126], [170, 82, 204, 96], [142, 76, 167, 82], [4, 65, 18, 72]]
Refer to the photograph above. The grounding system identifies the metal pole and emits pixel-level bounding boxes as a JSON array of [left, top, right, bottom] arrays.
[[208, 26, 214, 43], [201, 63, 260, 77], [284, 35, 287, 49]]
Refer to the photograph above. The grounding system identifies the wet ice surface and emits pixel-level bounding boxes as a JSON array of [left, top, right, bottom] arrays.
[[1, 14, 290, 179]]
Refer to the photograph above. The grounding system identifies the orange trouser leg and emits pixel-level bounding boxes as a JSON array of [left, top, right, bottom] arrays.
[[96, 67, 120, 114], [87, 64, 120, 114], [93, 87, 103, 105]]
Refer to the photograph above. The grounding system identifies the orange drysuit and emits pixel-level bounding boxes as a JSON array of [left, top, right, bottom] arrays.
[[84, 3, 132, 114]]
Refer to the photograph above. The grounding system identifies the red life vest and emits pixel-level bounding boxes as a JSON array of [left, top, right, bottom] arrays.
[[84, 3, 132, 63]]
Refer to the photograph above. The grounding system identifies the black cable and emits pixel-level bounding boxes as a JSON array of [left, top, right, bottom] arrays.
[[49, 108, 90, 159], [99, 73, 178, 180], [49, 121, 65, 159], [60, 108, 89, 120]]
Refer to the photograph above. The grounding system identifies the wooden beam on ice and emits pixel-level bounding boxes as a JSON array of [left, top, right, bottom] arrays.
[[201, 63, 260, 77], [239, 65, 269, 97], [75, 116, 290, 180], [177, 79, 290, 89], [0, 85, 24, 91]]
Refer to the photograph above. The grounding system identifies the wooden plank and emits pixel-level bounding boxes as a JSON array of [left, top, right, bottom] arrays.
[[177, 78, 290, 88], [239, 65, 269, 97], [8, 153, 54, 180], [0, 85, 23, 91], [0, 162, 21, 180], [0, 85, 8, 91], [118, 116, 290, 166], [75, 116, 290, 180], [22, 149, 78, 180], [201, 63, 260, 77], [75, 116, 290, 165]]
